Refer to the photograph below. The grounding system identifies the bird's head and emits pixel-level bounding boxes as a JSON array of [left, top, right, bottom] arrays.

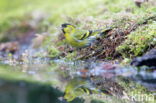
[[61, 23, 75, 34]]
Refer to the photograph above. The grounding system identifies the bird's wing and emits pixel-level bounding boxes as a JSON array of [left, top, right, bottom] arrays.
[[73, 29, 94, 40], [99, 27, 113, 36], [75, 29, 105, 40], [73, 27, 113, 40]]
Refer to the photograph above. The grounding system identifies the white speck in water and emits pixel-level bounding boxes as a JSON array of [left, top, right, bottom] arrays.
[[27, 71, 36, 75]]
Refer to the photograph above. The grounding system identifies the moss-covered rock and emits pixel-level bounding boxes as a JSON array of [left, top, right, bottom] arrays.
[[117, 21, 156, 58]]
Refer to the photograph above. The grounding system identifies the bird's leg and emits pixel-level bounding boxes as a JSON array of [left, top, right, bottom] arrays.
[[66, 45, 74, 53], [76, 47, 82, 51]]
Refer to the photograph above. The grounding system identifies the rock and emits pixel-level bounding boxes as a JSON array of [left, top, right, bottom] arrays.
[[131, 48, 156, 68]]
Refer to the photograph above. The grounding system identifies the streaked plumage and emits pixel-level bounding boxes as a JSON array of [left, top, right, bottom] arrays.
[[61, 23, 112, 48], [64, 78, 99, 101]]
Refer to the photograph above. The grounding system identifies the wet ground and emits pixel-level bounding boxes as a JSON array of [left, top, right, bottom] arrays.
[[0, 56, 155, 103]]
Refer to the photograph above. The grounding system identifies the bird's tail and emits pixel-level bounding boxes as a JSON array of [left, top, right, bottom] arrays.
[[99, 27, 114, 36], [86, 36, 97, 46]]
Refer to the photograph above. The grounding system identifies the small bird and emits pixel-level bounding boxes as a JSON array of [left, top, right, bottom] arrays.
[[61, 23, 112, 48], [64, 78, 99, 101]]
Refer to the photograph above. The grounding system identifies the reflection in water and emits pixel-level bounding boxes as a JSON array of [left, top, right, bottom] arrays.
[[64, 77, 99, 102], [60, 61, 156, 102], [0, 60, 155, 102]]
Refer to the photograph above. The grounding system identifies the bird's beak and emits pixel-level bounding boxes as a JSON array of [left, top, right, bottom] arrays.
[[56, 26, 65, 33], [56, 26, 64, 31], [56, 26, 62, 29]]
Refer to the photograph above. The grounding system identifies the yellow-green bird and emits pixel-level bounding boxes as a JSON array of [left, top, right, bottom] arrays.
[[61, 23, 112, 48], [64, 78, 99, 101]]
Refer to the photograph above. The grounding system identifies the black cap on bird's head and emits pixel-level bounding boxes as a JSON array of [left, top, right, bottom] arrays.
[[61, 23, 71, 34], [61, 23, 71, 28], [61, 23, 75, 34]]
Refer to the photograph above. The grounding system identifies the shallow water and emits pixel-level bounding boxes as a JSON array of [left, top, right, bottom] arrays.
[[0, 59, 155, 103]]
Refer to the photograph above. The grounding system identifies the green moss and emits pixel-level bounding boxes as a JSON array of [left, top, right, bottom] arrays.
[[117, 21, 156, 58], [65, 51, 77, 60], [47, 46, 60, 58]]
